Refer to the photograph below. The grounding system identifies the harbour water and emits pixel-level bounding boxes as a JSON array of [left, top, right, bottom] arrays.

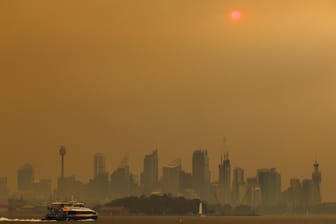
[[2, 215, 336, 224]]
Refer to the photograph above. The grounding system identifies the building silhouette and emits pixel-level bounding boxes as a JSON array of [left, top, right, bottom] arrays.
[[218, 152, 231, 204], [285, 178, 303, 211], [244, 177, 261, 208], [257, 168, 281, 206], [180, 170, 192, 193], [192, 150, 210, 199], [93, 153, 106, 178], [17, 163, 34, 191], [59, 146, 66, 180], [57, 146, 66, 198], [312, 160, 321, 205], [140, 149, 158, 194], [56, 146, 85, 200], [302, 179, 313, 207], [33, 179, 52, 200], [110, 164, 137, 199], [232, 167, 244, 205], [89, 153, 109, 200], [162, 159, 182, 195], [57, 176, 85, 200]]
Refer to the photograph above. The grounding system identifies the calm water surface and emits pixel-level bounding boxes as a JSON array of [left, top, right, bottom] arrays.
[[2, 215, 336, 224]]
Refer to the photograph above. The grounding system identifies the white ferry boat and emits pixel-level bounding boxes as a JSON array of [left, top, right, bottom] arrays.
[[44, 201, 98, 221]]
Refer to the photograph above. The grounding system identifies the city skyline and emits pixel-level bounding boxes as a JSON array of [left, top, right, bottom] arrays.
[[1, 147, 322, 198], [0, 147, 322, 215], [0, 141, 326, 194], [1, 1, 336, 201]]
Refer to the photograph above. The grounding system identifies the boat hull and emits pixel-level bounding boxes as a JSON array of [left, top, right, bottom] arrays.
[[45, 215, 98, 221]]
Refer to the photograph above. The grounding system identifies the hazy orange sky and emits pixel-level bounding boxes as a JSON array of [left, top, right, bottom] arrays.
[[1, 1, 336, 200]]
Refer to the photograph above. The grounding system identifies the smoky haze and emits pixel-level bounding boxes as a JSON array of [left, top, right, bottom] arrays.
[[1, 1, 336, 200]]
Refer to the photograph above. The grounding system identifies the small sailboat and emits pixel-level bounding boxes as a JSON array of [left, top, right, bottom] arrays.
[[198, 201, 205, 217]]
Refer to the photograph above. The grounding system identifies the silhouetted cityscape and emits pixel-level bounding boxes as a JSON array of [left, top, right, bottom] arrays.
[[0, 145, 324, 214]]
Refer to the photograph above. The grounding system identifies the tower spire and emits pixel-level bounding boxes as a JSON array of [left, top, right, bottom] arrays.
[[59, 145, 66, 179]]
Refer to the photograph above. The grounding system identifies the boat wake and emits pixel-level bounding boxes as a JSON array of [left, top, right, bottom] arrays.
[[0, 217, 45, 222], [0, 217, 96, 222]]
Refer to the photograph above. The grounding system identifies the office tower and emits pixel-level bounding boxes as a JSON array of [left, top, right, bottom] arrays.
[[232, 167, 244, 204], [94, 153, 106, 178], [302, 179, 313, 207], [287, 178, 302, 210], [17, 163, 34, 191], [257, 168, 281, 206], [218, 152, 231, 204], [312, 160, 321, 205], [243, 177, 261, 208], [110, 164, 136, 199], [33, 179, 52, 199], [180, 171, 192, 191], [162, 159, 181, 195], [140, 149, 158, 194], [57, 176, 85, 200], [90, 153, 108, 200], [192, 150, 210, 199]]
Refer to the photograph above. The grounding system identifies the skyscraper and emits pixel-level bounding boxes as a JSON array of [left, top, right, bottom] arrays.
[[162, 159, 181, 195], [110, 164, 135, 199], [232, 167, 244, 204], [302, 179, 313, 207], [287, 178, 302, 210], [257, 168, 281, 206], [245, 177, 262, 208], [192, 150, 210, 199], [218, 152, 231, 203], [93, 153, 106, 178], [141, 149, 158, 194], [312, 160, 321, 204], [89, 153, 109, 200], [17, 163, 34, 191]]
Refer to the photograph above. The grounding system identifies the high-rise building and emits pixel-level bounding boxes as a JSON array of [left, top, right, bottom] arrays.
[[302, 179, 313, 207], [192, 150, 210, 199], [286, 178, 302, 210], [110, 164, 138, 199], [17, 163, 34, 191], [257, 168, 281, 206], [140, 149, 158, 194], [88, 153, 109, 200], [218, 152, 231, 204], [232, 167, 244, 204], [94, 153, 106, 178], [312, 160, 321, 205], [243, 177, 261, 208], [57, 176, 85, 200], [33, 179, 52, 199], [219, 153, 231, 185], [162, 159, 181, 195], [180, 171, 192, 192]]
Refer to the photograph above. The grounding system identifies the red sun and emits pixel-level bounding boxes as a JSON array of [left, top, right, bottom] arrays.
[[231, 10, 241, 21]]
